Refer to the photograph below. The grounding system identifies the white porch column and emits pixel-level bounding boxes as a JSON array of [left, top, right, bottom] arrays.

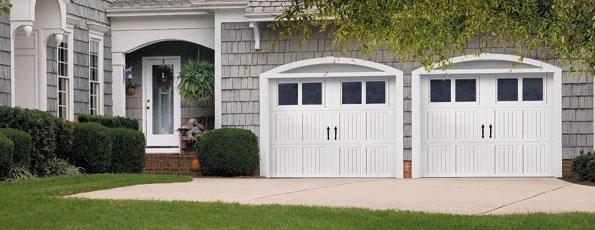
[[112, 52, 126, 116]]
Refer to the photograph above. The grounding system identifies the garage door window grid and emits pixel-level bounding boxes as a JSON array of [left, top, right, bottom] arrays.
[[341, 80, 387, 105], [497, 77, 545, 102], [278, 82, 323, 106]]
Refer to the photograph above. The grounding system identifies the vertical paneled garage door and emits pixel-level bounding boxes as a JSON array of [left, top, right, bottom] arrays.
[[421, 74, 554, 177], [270, 77, 398, 177]]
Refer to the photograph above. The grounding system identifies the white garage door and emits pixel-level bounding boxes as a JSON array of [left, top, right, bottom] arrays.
[[270, 77, 398, 177], [421, 74, 554, 177]]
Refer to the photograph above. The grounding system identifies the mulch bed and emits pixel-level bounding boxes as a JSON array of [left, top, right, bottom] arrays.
[[562, 177, 595, 187]]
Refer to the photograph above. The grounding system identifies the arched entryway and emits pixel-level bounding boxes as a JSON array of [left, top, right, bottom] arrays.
[[10, 0, 67, 113], [124, 41, 214, 153], [259, 57, 404, 178], [411, 53, 563, 178]]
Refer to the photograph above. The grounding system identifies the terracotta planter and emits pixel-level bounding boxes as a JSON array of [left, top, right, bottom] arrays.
[[191, 159, 201, 172], [127, 87, 137, 96]]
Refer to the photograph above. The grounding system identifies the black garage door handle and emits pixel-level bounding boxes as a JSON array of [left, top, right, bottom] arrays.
[[334, 126, 338, 140], [327, 127, 330, 140]]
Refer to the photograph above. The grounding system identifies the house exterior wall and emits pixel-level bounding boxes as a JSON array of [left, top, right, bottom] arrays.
[[125, 41, 214, 130], [0, 14, 9, 107], [220, 22, 594, 160], [72, 27, 89, 116], [6, 0, 114, 117]]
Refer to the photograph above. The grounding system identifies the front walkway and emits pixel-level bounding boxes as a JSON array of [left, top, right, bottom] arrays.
[[70, 178, 595, 215]]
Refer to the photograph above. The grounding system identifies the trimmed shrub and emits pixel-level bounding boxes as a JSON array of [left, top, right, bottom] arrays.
[[0, 134, 14, 179], [109, 128, 146, 173], [71, 122, 112, 173], [0, 106, 58, 175], [78, 114, 139, 130], [587, 160, 595, 182], [572, 152, 595, 181], [54, 120, 75, 161], [195, 128, 259, 176], [42, 158, 82, 176], [0, 128, 32, 167]]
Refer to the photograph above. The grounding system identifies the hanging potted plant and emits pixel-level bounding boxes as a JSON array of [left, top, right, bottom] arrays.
[[178, 60, 214, 102]]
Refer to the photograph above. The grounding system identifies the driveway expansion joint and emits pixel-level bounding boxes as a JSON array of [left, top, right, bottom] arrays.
[[244, 179, 376, 202], [478, 184, 570, 215]]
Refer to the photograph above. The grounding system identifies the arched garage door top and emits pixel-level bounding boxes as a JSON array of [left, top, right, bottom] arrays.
[[261, 56, 403, 78]]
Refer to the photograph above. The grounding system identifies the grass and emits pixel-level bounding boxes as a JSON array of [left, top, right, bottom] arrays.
[[0, 174, 593, 229]]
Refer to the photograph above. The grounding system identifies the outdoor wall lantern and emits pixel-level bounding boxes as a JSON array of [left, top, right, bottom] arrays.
[[125, 66, 137, 96]]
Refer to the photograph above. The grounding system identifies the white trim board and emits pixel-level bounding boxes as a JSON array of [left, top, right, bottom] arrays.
[[410, 53, 563, 178], [259, 56, 404, 178]]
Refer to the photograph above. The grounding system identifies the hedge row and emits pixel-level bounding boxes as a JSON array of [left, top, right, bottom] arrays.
[[0, 134, 14, 179], [78, 114, 139, 130], [0, 107, 58, 175], [66, 122, 146, 173], [0, 106, 145, 176]]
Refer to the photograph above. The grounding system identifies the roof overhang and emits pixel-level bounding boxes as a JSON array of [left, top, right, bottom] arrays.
[[107, 1, 250, 18]]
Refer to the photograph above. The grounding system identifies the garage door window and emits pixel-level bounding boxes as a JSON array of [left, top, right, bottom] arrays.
[[430, 79, 451, 102], [366, 81, 386, 104], [342, 82, 362, 104], [523, 78, 543, 101], [455, 79, 476, 102], [497, 78, 518, 101], [278, 83, 298, 105], [303, 82, 322, 105]]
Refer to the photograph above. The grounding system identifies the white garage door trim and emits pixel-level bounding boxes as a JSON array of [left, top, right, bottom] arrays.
[[411, 53, 563, 178], [259, 56, 404, 178]]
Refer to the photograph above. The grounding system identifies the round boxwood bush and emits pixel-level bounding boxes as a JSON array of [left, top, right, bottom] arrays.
[[195, 128, 259, 176], [71, 122, 112, 173], [0, 128, 32, 167], [109, 128, 146, 173], [0, 133, 14, 179]]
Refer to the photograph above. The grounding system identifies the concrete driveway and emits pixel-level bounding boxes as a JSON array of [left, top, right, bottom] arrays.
[[70, 178, 595, 215]]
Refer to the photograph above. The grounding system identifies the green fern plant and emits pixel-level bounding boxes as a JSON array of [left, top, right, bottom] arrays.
[[178, 60, 214, 102]]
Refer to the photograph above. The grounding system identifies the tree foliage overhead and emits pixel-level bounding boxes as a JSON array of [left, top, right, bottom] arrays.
[[0, 1, 9, 13], [275, 0, 594, 73]]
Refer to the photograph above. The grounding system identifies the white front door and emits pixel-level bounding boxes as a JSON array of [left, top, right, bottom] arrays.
[[421, 74, 553, 177], [143, 57, 181, 148], [269, 77, 398, 177]]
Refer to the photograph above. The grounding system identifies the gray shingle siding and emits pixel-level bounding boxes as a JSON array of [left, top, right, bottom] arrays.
[[220, 22, 594, 160], [104, 33, 113, 115], [73, 27, 90, 117], [0, 14, 10, 106], [67, 0, 111, 25]]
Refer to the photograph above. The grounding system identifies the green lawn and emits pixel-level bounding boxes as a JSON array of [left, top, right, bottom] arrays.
[[0, 174, 593, 229]]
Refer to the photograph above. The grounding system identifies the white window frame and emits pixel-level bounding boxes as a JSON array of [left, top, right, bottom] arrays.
[[88, 38, 103, 115], [56, 31, 74, 120], [88, 32, 104, 115]]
